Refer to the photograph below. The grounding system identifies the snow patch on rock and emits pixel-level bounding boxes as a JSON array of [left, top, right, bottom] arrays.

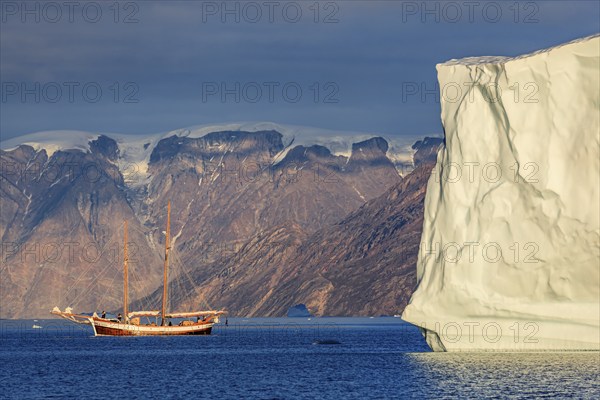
[[1, 130, 100, 158]]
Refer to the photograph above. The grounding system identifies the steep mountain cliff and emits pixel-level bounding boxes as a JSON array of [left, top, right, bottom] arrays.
[[134, 138, 442, 317], [1, 126, 414, 318], [139, 131, 401, 267], [0, 136, 163, 317]]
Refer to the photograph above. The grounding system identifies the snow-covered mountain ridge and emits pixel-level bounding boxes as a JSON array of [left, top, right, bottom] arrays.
[[1, 122, 432, 180]]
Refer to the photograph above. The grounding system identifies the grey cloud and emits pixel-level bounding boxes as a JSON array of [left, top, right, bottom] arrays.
[[1, 1, 598, 141]]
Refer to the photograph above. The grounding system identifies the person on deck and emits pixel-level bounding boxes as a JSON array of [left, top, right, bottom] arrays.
[[101, 311, 106, 319], [117, 313, 122, 322]]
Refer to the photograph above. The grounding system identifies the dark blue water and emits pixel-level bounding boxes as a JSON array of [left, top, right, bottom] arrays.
[[1, 318, 598, 399]]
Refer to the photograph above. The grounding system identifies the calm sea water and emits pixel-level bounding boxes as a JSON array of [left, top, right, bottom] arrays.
[[1, 318, 598, 399]]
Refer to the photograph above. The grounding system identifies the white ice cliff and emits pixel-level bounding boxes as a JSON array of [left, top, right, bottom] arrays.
[[402, 34, 600, 351]]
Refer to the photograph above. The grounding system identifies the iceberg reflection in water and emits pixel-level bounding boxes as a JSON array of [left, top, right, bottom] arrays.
[[405, 352, 599, 398]]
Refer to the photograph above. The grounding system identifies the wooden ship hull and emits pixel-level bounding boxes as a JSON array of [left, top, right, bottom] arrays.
[[51, 309, 223, 337], [92, 318, 213, 336]]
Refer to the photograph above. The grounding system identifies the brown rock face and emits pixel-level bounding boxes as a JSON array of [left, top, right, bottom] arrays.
[[1, 130, 407, 318], [0, 137, 163, 318], [259, 162, 437, 317], [139, 131, 401, 263], [136, 138, 443, 317]]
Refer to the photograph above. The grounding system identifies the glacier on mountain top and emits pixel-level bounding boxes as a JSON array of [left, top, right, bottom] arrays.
[[1, 122, 429, 183], [402, 34, 600, 351]]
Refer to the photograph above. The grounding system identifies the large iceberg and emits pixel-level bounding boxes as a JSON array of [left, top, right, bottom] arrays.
[[402, 34, 600, 351]]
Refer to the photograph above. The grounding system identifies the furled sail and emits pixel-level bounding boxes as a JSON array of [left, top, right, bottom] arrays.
[[127, 311, 160, 318], [165, 311, 226, 319]]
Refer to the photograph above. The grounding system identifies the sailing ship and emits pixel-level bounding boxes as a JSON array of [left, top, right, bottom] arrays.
[[51, 201, 226, 336]]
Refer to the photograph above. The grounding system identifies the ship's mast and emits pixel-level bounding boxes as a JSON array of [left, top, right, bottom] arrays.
[[161, 201, 171, 326], [123, 220, 129, 321]]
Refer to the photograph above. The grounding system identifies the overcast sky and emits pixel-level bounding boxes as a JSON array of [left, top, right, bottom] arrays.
[[1, 0, 599, 141]]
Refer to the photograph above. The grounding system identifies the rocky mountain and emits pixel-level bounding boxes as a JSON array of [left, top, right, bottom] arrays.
[[0, 137, 163, 318], [0, 126, 423, 318], [133, 137, 443, 317], [138, 131, 402, 267]]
